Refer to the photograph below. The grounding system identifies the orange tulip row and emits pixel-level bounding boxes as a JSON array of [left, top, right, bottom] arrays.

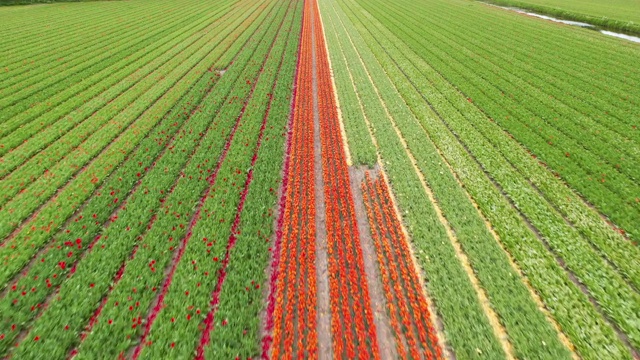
[[361, 171, 443, 360], [313, 0, 380, 357], [269, 1, 390, 358], [270, 0, 318, 358]]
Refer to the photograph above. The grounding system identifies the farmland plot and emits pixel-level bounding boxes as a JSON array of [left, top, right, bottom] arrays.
[[1, 0, 638, 358], [319, 0, 640, 358], [0, 0, 304, 358]]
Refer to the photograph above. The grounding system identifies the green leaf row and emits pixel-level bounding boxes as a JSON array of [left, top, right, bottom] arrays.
[[0, 0, 264, 239], [4, 1, 287, 358], [0, 0, 229, 146], [204, 5, 301, 356], [0, 7, 242, 207], [0, 0, 266, 283], [362, 0, 640, 242], [140, 3, 299, 358], [336, 0, 638, 357], [0, 0, 203, 112], [361, 0, 640, 284], [320, 1, 506, 358], [322, 0, 578, 358], [0, 2, 272, 356], [0, 0, 236, 161]]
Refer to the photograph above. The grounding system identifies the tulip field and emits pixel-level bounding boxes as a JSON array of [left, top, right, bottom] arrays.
[[1, 0, 638, 358]]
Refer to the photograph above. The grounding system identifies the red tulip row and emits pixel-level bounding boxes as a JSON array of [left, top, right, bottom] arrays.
[[268, 0, 385, 357], [74, 3, 293, 357], [0, 2, 279, 357], [129, 48, 254, 359], [0, 0, 263, 287], [260, 4, 303, 358], [269, 0, 318, 357], [193, 11, 295, 355], [67, 245, 139, 359], [313, 0, 380, 357], [0, 3, 265, 356], [361, 171, 443, 360]]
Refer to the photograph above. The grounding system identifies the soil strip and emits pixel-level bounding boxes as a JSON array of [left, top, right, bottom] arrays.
[[311, 5, 333, 358], [348, 166, 397, 359]]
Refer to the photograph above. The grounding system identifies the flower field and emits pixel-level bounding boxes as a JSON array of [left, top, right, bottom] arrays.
[[0, 0, 638, 358]]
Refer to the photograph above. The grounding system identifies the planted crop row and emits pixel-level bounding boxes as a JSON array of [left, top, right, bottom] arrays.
[[321, 8, 376, 168], [0, 0, 265, 288], [0, 0, 199, 102], [0, 2, 273, 356], [0, 0, 263, 241], [357, 0, 640, 339], [357, 6, 640, 290], [320, 1, 506, 358], [450, 3, 640, 86], [72, 6, 283, 355], [331, 3, 581, 356], [379, 0, 640, 118], [361, 171, 443, 360], [201, 4, 301, 357], [0, 0, 202, 111], [359, 0, 640, 242], [0, 5, 242, 206], [0, 3, 141, 59], [388, 0, 640, 130], [0, 2, 164, 73], [0, 6, 123, 69], [314, 0, 380, 356], [323, 1, 578, 358], [0, 0, 234, 146], [0, 6, 102, 45], [0, 56, 219, 358], [2, 1, 287, 358], [134, 2, 297, 359], [269, 0, 318, 356], [456, 7, 640, 129], [335, 0, 636, 357], [481, 0, 640, 35], [402, 8, 640, 159], [0, 2, 239, 172], [384, 0, 640, 190], [373, 0, 640, 160]]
